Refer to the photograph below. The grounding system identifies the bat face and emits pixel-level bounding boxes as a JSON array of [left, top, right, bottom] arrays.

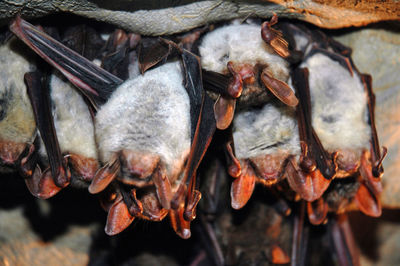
[[233, 103, 300, 179], [0, 38, 36, 167]]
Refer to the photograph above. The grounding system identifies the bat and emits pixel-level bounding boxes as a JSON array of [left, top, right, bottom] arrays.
[[11, 17, 216, 238], [0, 34, 37, 173], [198, 21, 298, 130], [282, 23, 386, 221]]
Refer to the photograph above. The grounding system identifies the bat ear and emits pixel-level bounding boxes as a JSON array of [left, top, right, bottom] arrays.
[[10, 16, 123, 108]]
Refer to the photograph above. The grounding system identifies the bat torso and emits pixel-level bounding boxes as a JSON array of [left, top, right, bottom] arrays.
[[199, 23, 289, 81], [0, 39, 36, 144], [233, 103, 300, 159], [95, 61, 191, 177], [301, 53, 370, 154], [47, 72, 98, 160]]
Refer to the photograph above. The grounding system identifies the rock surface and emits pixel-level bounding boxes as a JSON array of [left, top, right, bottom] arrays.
[[0, 1, 398, 35]]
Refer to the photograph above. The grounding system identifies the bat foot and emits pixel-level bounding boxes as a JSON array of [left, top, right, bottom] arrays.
[[286, 157, 331, 202]]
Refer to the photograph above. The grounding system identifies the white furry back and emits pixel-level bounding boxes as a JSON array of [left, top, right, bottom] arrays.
[[50, 72, 98, 159], [95, 62, 191, 170], [233, 103, 300, 159], [199, 23, 289, 79], [301, 53, 370, 151], [0, 39, 36, 143]]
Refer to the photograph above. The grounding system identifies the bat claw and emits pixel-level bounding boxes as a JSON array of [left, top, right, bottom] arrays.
[[170, 205, 192, 239], [286, 157, 330, 202], [372, 146, 387, 178], [184, 189, 201, 221], [25, 166, 63, 199], [123, 188, 143, 216], [19, 143, 37, 178], [359, 150, 383, 195]]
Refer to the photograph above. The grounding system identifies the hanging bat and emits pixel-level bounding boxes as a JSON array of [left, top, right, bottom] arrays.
[[11, 17, 216, 238], [17, 25, 112, 198], [198, 19, 298, 130], [283, 23, 386, 222], [0, 33, 37, 174]]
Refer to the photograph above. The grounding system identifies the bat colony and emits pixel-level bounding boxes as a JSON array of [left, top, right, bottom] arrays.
[[0, 14, 386, 264]]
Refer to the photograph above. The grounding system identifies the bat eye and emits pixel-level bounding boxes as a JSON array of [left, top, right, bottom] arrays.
[[321, 115, 336, 123], [219, 54, 229, 63]]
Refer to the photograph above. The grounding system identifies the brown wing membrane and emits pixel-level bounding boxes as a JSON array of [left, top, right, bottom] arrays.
[[172, 50, 217, 211], [10, 17, 123, 108], [361, 74, 386, 178], [24, 71, 69, 188], [291, 201, 309, 266], [330, 215, 360, 266], [138, 38, 171, 74], [292, 68, 337, 180], [202, 70, 232, 97]]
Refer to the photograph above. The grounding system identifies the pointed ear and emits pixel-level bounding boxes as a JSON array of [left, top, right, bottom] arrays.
[[11, 16, 123, 108]]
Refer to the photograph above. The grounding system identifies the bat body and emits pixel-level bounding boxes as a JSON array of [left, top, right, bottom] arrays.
[[10, 18, 213, 238], [0, 38, 36, 169], [301, 52, 370, 176], [283, 24, 386, 218], [233, 103, 300, 180], [199, 22, 300, 208], [199, 23, 289, 81], [37, 72, 99, 185], [95, 61, 191, 185], [48, 73, 97, 162], [199, 22, 297, 129]]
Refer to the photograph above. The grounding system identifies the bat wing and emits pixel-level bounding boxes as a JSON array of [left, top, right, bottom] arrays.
[[292, 67, 337, 180], [24, 71, 69, 190], [10, 17, 123, 108], [179, 50, 216, 213]]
